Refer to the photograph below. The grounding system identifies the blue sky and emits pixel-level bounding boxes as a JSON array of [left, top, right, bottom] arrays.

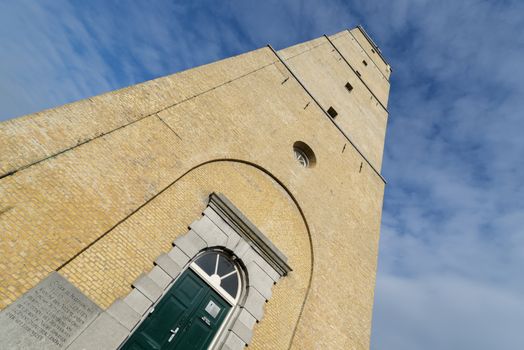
[[1, 1, 524, 349]]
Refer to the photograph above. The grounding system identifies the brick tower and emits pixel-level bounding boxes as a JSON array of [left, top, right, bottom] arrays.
[[0, 26, 391, 349]]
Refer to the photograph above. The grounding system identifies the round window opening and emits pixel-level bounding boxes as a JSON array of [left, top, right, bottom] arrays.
[[293, 141, 316, 168]]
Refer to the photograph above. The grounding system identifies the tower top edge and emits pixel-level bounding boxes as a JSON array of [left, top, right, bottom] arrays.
[[351, 25, 392, 70]]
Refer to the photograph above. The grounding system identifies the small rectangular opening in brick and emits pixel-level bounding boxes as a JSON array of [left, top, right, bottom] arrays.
[[363, 60, 368, 66], [327, 107, 338, 119], [355, 70, 361, 77], [345, 82, 353, 92]]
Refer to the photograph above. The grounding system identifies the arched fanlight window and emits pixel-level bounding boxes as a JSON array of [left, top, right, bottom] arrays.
[[190, 251, 241, 305]]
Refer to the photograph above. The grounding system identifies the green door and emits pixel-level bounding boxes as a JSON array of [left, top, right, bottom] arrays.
[[122, 269, 231, 350]]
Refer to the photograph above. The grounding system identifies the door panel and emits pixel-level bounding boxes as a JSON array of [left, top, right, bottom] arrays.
[[172, 287, 231, 350], [121, 270, 210, 350], [132, 296, 187, 349]]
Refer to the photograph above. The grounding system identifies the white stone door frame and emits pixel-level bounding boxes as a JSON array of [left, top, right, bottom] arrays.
[[67, 192, 291, 350]]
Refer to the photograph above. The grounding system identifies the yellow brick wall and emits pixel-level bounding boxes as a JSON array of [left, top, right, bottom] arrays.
[[0, 29, 389, 349], [279, 34, 388, 170], [0, 48, 277, 177]]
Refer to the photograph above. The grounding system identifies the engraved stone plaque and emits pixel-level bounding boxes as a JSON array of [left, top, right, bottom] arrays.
[[0, 272, 102, 349]]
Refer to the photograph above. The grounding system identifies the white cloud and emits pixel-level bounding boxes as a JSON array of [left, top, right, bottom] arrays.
[[364, 1, 524, 348], [373, 274, 524, 350]]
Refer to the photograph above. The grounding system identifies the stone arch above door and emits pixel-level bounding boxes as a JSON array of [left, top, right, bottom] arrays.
[[67, 192, 291, 350]]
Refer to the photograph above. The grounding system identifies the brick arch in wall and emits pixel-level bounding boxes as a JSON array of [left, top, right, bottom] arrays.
[[61, 159, 314, 350]]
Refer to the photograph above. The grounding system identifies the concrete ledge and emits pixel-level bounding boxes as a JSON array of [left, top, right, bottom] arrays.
[[190, 216, 228, 247], [242, 288, 266, 321], [225, 232, 242, 251], [106, 300, 141, 331], [232, 239, 250, 259], [245, 262, 274, 300], [167, 246, 191, 267], [173, 229, 207, 257], [131, 274, 163, 302], [220, 332, 246, 350], [203, 207, 238, 238], [67, 313, 128, 350], [230, 309, 256, 344], [155, 253, 183, 278], [123, 289, 152, 315], [242, 248, 280, 282], [147, 266, 172, 289]]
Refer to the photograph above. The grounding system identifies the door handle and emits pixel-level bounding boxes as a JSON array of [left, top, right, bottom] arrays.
[[168, 327, 179, 342]]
